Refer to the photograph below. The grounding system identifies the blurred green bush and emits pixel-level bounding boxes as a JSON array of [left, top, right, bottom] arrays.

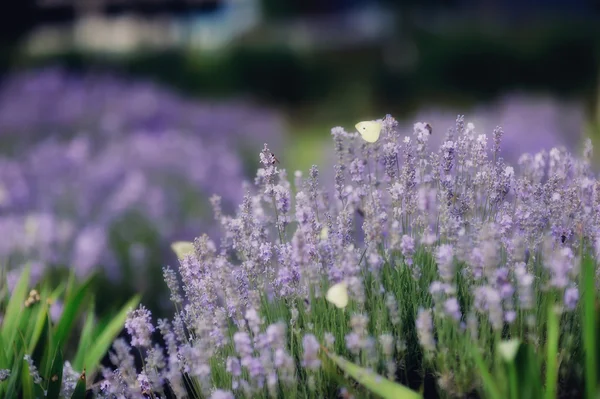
[[7, 21, 599, 118]]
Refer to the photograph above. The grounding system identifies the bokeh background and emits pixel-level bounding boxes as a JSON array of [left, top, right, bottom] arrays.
[[0, 0, 599, 316]]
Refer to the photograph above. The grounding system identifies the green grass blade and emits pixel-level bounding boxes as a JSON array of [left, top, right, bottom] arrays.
[[323, 347, 422, 399], [28, 289, 50, 354], [498, 340, 521, 399], [2, 264, 30, 358], [3, 351, 22, 399], [65, 271, 76, 302], [514, 344, 544, 399], [582, 254, 598, 399], [0, 332, 8, 369], [72, 303, 96, 371], [53, 277, 94, 352], [49, 282, 66, 301], [46, 347, 64, 399], [21, 357, 35, 399], [472, 345, 503, 399], [75, 294, 141, 376], [15, 289, 48, 358], [71, 370, 87, 399], [41, 313, 57, 378], [545, 304, 560, 399]]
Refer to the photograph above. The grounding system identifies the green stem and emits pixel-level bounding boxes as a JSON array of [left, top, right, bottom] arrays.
[[271, 196, 284, 244], [545, 303, 559, 399], [582, 254, 597, 399], [508, 363, 518, 399]]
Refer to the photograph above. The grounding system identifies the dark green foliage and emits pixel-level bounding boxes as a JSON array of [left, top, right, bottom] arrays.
[[0, 264, 139, 398]]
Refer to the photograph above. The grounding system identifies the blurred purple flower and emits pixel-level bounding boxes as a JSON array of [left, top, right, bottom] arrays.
[[564, 287, 579, 310], [301, 334, 321, 370], [125, 305, 155, 348], [0, 67, 284, 147], [398, 93, 585, 163], [0, 68, 285, 284], [49, 299, 64, 323]]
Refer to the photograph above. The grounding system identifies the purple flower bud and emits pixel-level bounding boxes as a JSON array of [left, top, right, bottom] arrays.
[[226, 357, 242, 377], [210, 390, 235, 399], [345, 332, 363, 356], [436, 244, 455, 282], [444, 297, 462, 321], [302, 334, 321, 370], [416, 309, 435, 353], [400, 235, 415, 265], [233, 332, 253, 359], [124, 305, 155, 348], [564, 287, 579, 310]]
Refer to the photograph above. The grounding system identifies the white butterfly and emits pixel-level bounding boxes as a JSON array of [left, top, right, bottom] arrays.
[[497, 339, 521, 362], [319, 227, 329, 241], [355, 120, 382, 143], [171, 241, 194, 259], [326, 281, 348, 309]]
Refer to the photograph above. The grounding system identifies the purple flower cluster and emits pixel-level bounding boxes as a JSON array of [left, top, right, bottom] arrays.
[[0, 67, 284, 147], [0, 68, 284, 285], [124, 305, 155, 348], [98, 112, 598, 397]]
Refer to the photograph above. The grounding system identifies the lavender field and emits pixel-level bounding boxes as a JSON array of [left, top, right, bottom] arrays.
[[2, 71, 600, 397], [1, 2, 600, 398]]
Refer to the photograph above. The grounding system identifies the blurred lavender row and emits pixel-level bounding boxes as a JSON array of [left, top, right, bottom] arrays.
[[0, 68, 285, 288], [399, 93, 586, 163], [0, 68, 283, 146]]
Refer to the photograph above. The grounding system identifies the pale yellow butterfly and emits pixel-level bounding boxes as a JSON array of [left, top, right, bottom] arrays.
[[497, 339, 521, 362], [326, 281, 348, 309], [319, 226, 329, 241], [355, 120, 382, 143], [171, 241, 195, 259]]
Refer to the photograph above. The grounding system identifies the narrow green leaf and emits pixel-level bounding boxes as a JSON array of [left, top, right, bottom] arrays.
[[472, 345, 503, 399], [54, 277, 94, 351], [324, 348, 422, 399], [2, 265, 30, 359], [71, 369, 87, 399], [28, 289, 50, 353], [3, 352, 22, 399], [49, 283, 66, 303], [0, 332, 8, 369], [28, 305, 49, 354], [46, 347, 64, 399], [20, 304, 37, 339], [582, 254, 598, 399], [65, 271, 76, 302], [545, 304, 560, 399], [0, 267, 8, 302], [75, 295, 141, 376], [93, 312, 111, 338], [498, 339, 521, 399], [41, 313, 57, 378], [595, 305, 600, 396], [21, 357, 35, 399], [72, 303, 96, 371], [514, 343, 544, 399], [16, 290, 44, 348]]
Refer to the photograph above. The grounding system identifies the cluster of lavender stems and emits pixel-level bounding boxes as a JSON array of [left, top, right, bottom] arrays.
[[89, 114, 599, 398]]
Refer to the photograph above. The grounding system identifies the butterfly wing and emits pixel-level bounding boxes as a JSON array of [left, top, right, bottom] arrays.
[[355, 121, 381, 143], [320, 227, 329, 241], [171, 241, 195, 258], [326, 281, 349, 309]]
